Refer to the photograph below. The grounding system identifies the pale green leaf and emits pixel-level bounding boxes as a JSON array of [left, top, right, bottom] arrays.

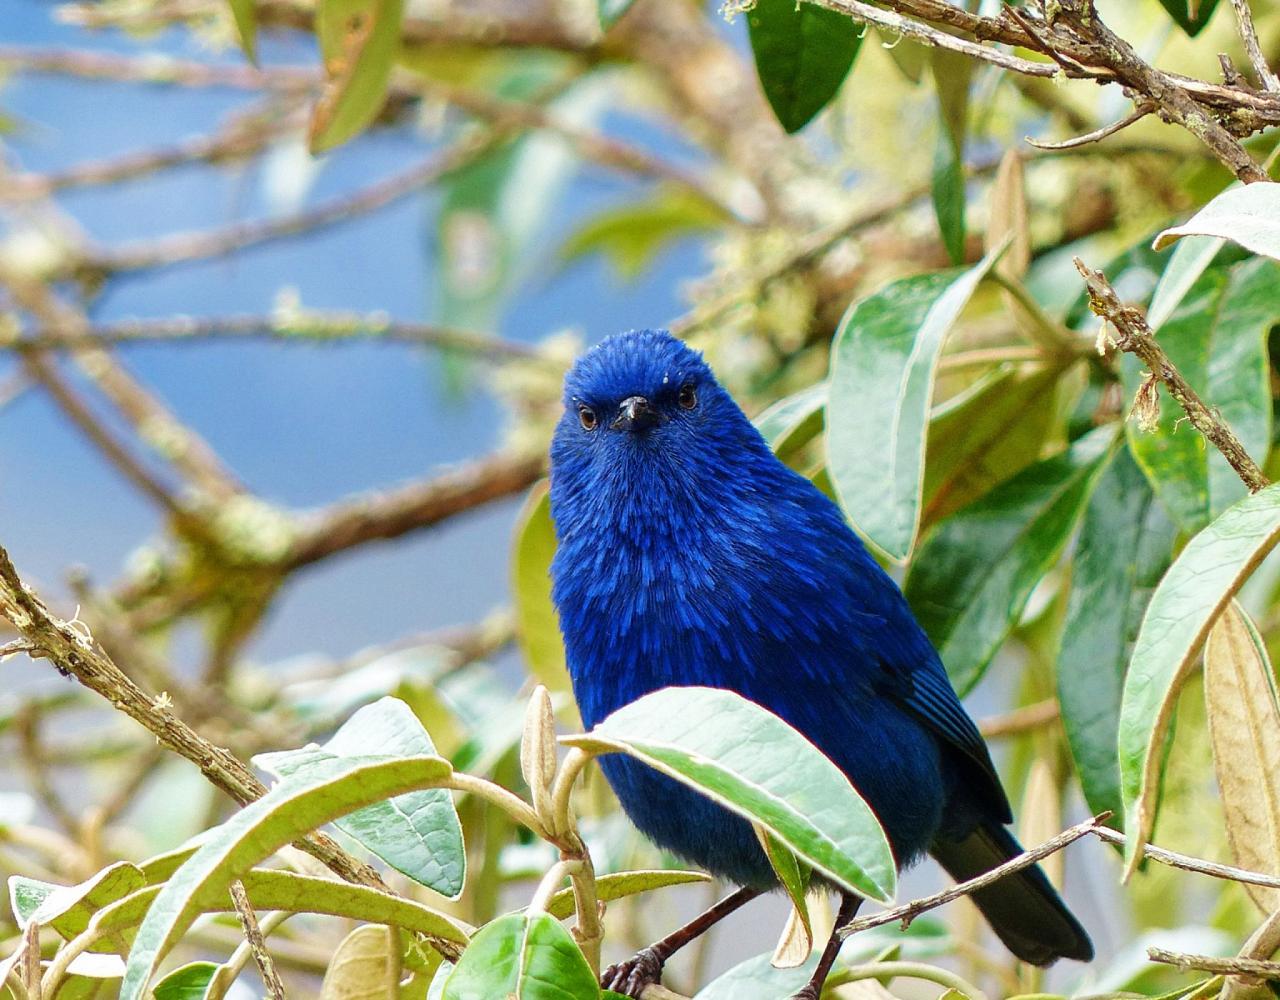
[[562, 686, 896, 903], [1119, 482, 1280, 874], [1154, 182, 1280, 261], [826, 250, 1001, 561], [255, 697, 466, 898], [442, 913, 598, 1000], [120, 755, 454, 1000]]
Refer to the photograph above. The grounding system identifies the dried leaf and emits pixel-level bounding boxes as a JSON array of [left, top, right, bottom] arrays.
[[1204, 602, 1280, 914], [770, 904, 812, 970], [320, 924, 399, 999]]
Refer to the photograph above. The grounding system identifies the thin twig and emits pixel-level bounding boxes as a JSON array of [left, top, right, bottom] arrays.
[[1, 272, 244, 503], [1092, 826, 1280, 890], [9, 313, 544, 364], [229, 881, 287, 1000], [838, 814, 1108, 939], [1026, 103, 1155, 150], [1229, 0, 1280, 93], [83, 131, 507, 277], [0, 46, 310, 89], [978, 698, 1060, 739], [1074, 257, 1271, 493], [1149, 948, 1280, 980], [1224, 909, 1280, 999]]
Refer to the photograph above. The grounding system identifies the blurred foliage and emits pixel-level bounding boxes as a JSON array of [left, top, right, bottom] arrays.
[[4, 0, 1280, 997]]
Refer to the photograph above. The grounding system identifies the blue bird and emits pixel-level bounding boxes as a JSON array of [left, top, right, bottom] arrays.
[[549, 329, 1092, 999]]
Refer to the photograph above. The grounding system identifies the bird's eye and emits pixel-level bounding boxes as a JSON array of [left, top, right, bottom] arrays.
[[578, 405, 598, 431], [678, 383, 698, 410]]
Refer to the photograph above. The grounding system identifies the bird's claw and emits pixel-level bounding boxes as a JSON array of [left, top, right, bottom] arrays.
[[599, 946, 665, 998], [786, 984, 821, 1000]]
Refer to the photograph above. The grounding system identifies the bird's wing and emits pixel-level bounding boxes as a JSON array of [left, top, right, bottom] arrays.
[[884, 657, 1013, 824]]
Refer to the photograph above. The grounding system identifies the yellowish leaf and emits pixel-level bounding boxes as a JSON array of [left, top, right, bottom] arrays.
[[511, 483, 574, 698], [1204, 602, 1280, 914], [309, 0, 404, 153], [320, 924, 400, 1000]]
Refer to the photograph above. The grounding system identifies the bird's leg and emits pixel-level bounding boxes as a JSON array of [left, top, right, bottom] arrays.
[[788, 892, 863, 1000], [600, 885, 762, 998]]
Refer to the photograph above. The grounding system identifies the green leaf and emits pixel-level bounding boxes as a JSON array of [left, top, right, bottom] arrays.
[[932, 133, 966, 266], [309, 0, 405, 153], [930, 48, 971, 265], [437, 68, 607, 332], [597, 0, 637, 29], [746, 0, 863, 133], [1154, 181, 1280, 260], [120, 755, 454, 1000], [906, 427, 1116, 695], [1122, 258, 1277, 532], [1147, 235, 1226, 331], [226, 0, 258, 62], [1154, 0, 1222, 36], [826, 250, 1002, 562], [544, 870, 709, 920], [255, 697, 466, 898], [559, 187, 726, 282], [756, 827, 811, 965], [562, 686, 896, 903], [69, 867, 470, 960], [695, 950, 819, 999], [442, 913, 598, 1000], [1057, 445, 1176, 822], [11, 862, 146, 938], [1119, 481, 1280, 875], [511, 484, 571, 695], [153, 962, 218, 1000], [923, 365, 1061, 527]]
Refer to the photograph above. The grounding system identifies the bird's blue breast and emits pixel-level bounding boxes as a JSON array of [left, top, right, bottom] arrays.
[[550, 443, 952, 884]]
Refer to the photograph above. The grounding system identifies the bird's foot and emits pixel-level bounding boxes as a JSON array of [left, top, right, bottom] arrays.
[[599, 946, 665, 998], [786, 983, 821, 1000]]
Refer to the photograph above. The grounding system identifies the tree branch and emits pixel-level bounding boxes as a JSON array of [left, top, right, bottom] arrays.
[[0, 540, 465, 960], [6, 313, 546, 365], [284, 451, 545, 570], [1074, 257, 1271, 493], [1149, 948, 1280, 980], [1229, 0, 1280, 94]]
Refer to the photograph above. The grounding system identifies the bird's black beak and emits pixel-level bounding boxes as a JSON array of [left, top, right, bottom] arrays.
[[612, 395, 660, 432]]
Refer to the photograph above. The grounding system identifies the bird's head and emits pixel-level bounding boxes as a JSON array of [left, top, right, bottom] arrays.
[[550, 329, 755, 478], [548, 329, 774, 533]]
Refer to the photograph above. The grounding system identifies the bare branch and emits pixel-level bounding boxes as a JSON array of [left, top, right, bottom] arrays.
[[82, 132, 505, 276], [1149, 948, 1280, 980], [285, 451, 545, 570], [1230, 0, 1280, 93], [7, 313, 546, 365], [1092, 826, 1280, 890], [229, 881, 288, 1000], [0, 539, 467, 961], [1026, 103, 1155, 150], [837, 814, 1109, 939], [1074, 257, 1271, 493]]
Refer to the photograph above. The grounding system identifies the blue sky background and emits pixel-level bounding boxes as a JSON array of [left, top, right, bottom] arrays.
[[0, 0, 711, 664]]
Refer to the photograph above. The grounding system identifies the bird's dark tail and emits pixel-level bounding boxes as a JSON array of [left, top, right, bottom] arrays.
[[930, 821, 1093, 966]]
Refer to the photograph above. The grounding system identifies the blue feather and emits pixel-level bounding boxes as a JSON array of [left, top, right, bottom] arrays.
[[549, 329, 1091, 963]]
